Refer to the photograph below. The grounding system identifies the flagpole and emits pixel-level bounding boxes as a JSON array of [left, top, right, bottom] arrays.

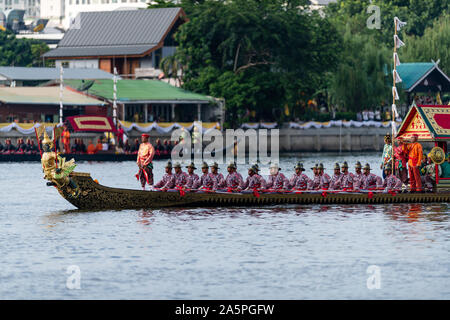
[[113, 67, 118, 129], [59, 66, 64, 125], [392, 19, 397, 172]]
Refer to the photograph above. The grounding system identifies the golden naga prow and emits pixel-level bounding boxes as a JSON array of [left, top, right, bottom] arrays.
[[39, 128, 80, 198]]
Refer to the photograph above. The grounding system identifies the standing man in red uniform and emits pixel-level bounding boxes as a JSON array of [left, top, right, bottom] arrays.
[[403, 134, 423, 192], [137, 133, 155, 190]]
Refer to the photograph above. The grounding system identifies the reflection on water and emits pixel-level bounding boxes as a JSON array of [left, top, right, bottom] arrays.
[[1, 155, 449, 299]]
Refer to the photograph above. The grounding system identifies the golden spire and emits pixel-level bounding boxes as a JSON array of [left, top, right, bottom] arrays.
[[42, 130, 52, 144]]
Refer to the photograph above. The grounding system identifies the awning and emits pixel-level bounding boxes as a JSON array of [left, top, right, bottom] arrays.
[[396, 104, 450, 141], [67, 115, 116, 132], [0, 87, 105, 106]]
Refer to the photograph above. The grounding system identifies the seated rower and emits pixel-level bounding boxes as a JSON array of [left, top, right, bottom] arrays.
[[421, 153, 441, 190], [383, 164, 402, 191], [154, 161, 176, 190], [307, 163, 321, 190], [360, 163, 383, 190], [185, 162, 200, 189], [289, 162, 310, 190], [225, 162, 244, 190], [242, 165, 266, 190], [440, 153, 450, 178], [210, 162, 225, 190], [351, 162, 364, 189], [3, 139, 16, 153], [194, 162, 214, 189], [340, 161, 353, 190], [173, 162, 189, 187], [318, 163, 330, 189], [266, 163, 288, 190], [329, 163, 343, 190]]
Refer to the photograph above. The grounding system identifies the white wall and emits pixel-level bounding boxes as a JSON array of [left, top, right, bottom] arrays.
[[40, 0, 65, 27], [64, 0, 147, 29], [55, 59, 99, 69], [0, 0, 39, 19]]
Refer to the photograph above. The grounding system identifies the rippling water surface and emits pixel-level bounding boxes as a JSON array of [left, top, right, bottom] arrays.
[[1, 153, 449, 299]]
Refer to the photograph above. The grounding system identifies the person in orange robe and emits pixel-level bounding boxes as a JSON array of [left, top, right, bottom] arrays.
[[95, 138, 103, 152], [137, 133, 155, 190], [87, 140, 96, 154], [61, 126, 71, 154], [403, 134, 423, 192]]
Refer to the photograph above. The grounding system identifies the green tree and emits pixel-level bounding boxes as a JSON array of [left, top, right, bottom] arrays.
[[326, 0, 449, 46], [0, 30, 49, 67], [328, 25, 392, 112], [401, 14, 450, 74], [174, 0, 341, 126]]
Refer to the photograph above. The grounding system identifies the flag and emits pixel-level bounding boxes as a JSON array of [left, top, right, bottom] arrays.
[[393, 70, 402, 83], [391, 121, 398, 136], [35, 124, 46, 140], [394, 35, 405, 49], [394, 17, 407, 31], [437, 92, 443, 105], [391, 104, 399, 119], [53, 126, 64, 141], [392, 87, 399, 100], [284, 104, 290, 116], [393, 52, 401, 67]]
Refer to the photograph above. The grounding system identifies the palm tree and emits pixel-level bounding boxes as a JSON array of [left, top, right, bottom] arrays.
[[159, 55, 183, 87]]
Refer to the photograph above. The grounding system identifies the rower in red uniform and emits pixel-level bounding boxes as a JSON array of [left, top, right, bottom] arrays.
[[136, 133, 155, 190], [352, 162, 364, 189], [266, 163, 288, 190], [185, 162, 200, 189], [288, 162, 310, 190], [340, 161, 353, 190], [210, 162, 225, 190], [194, 162, 214, 189], [360, 163, 383, 190], [308, 163, 320, 190], [225, 162, 244, 190], [242, 164, 266, 190], [382, 164, 402, 191], [329, 163, 343, 190], [173, 162, 189, 187], [318, 163, 330, 189], [154, 161, 176, 190]]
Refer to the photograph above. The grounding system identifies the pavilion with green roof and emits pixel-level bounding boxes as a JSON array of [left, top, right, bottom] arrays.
[[64, 79, 220, 123], [396, 62, 450, 103]]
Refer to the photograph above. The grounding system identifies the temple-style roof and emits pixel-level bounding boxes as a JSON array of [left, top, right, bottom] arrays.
[[43, 8, 185, 59], [397, 62, 450, 93], [396, 104, 450, 141]]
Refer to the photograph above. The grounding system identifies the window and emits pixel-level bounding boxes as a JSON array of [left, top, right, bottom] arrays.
[[61, 61, 70, 68]]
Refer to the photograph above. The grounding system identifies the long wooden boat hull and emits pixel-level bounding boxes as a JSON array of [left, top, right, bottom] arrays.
[[55, 172, 450, 210]]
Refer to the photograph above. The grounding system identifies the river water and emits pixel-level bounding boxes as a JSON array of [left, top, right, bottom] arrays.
[[0, 152, 449, 299]]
